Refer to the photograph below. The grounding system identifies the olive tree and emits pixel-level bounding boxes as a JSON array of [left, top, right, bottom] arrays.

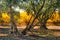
[[21, 0, 58, 35]]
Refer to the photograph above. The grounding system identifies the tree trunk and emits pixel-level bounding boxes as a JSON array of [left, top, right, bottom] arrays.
[[9, 6, 19, 34], [40, 22, 47, 30], [22, 16, 36, 35]]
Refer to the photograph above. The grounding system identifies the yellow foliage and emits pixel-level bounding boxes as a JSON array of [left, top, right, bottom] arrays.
[[14, 15, 18, 20], [47, 19, 53, 22], [17, 18, 25, 23], [1, 12, 10, 23], [1, 11, 60, 23], [17, 11, 34, 23], [1, 11, 31, 23], [51, 11, 60, 22], [20, 11, 27, 17], [47, 11, 60, 22]]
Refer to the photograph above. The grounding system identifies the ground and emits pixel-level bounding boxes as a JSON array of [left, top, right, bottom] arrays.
[[0, 23, 60, 40]]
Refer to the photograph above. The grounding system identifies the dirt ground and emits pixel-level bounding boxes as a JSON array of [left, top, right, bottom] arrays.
[[0, 22, 60, 37]]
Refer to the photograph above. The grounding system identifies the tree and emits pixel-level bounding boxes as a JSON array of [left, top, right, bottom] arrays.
[[21, 0, 58, 35], [5, 0, 20, 35]]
